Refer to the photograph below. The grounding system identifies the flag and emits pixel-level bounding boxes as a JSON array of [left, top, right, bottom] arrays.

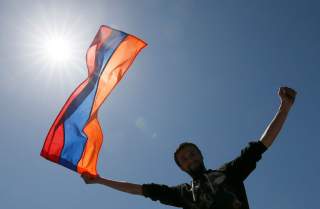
[[41, 25, 147, 176]]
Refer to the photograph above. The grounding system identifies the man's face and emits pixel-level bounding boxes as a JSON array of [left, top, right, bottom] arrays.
[[176, 146, 204, 174]]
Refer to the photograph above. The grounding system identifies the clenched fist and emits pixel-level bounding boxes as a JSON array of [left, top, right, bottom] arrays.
[[278, 87, 297, 109]]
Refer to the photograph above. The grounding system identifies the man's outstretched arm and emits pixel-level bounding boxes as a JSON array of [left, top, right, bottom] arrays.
[[81, 174, 183, 207], [259, 86, 297, 148], [219, 86, 297, 181], [81, 174, 143, 195]]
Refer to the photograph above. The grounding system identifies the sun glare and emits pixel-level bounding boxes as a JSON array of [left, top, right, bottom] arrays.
[[25, 23, 86, 72], [18, 5, 90, 87], [43, 35, 73, 65]]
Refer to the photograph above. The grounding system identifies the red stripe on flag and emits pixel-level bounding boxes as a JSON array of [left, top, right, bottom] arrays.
[[40, 79, 90, 162]]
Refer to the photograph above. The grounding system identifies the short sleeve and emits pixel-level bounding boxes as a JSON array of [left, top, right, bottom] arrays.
[[218, 141, 267, 182], [142, 183, 184, 207]]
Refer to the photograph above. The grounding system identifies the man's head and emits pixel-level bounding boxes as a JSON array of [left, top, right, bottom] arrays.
[[174, 142, 206, 178]]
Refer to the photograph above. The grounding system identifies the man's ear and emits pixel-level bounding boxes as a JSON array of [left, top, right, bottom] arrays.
[[199, 152, 204, 161]]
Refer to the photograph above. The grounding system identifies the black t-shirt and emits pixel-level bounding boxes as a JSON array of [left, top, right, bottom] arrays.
[[142, 141, 267, 209]]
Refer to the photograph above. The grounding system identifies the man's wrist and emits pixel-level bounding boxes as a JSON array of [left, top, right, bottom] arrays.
[[94, 176, 103, 184], [279, 102, 292, 112]]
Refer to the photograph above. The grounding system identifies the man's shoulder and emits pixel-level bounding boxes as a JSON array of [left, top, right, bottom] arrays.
[[207, 168, 227, 176], [205, 169, 228, 184]]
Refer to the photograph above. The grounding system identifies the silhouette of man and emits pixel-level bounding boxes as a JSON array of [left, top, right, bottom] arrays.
[[82, 86, 297, 209]]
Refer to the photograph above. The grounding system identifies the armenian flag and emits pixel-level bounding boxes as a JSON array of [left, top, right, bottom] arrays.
[[41, 25, 147, 176]]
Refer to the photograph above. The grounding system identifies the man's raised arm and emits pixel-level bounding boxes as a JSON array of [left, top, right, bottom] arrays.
[[218, 86, 297, 181], [259, 86, 297, 148], [81, 174, 143, 195]]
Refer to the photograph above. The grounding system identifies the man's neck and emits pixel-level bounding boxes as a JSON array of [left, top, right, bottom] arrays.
[[189, 166, 207, 180]]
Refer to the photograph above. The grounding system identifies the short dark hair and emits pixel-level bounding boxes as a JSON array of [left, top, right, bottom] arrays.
[[174, 142, 202, 167]]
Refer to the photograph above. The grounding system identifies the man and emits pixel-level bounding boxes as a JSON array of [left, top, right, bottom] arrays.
[[82, 86, 297, 209]]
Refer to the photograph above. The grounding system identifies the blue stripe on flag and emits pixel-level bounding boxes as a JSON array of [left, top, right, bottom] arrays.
[[60, 30, 127, 170]]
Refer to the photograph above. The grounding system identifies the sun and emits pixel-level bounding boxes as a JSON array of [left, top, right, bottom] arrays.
[[17, 5, 90, 87], [31, 23, 85, 72], [43, 35, 72, 64], [41, 33, 75, 67]]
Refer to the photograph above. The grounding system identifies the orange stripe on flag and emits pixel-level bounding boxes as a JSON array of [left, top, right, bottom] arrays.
[[77, 113, 103, 176], [91, 35, 147, 115], [77, 35, 147, 175]]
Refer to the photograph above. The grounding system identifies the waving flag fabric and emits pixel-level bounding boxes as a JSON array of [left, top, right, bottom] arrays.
[[41, 25, 147, 176]]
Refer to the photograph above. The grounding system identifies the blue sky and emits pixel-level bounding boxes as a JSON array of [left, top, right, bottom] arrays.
[[1, 1, 319, 209]]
